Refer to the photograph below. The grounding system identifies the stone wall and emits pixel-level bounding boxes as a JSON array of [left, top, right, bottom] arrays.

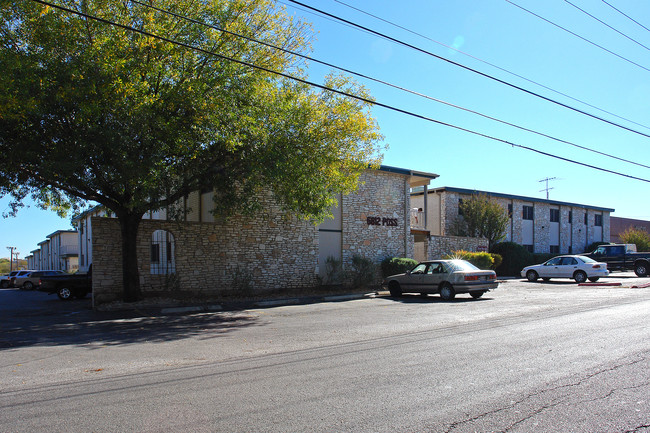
[[427, 235, 489, 259], [341, 170, 411, 264], [91, 197, 320, 305]]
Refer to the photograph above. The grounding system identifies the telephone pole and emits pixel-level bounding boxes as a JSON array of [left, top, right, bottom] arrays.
[[6, 246, 17, 272], [539, 177, 557, 200]]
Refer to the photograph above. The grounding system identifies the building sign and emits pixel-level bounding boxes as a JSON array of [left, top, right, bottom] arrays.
[[366, 216, 398, 227]]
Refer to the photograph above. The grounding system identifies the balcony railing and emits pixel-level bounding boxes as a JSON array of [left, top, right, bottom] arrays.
[[58, 245, 79, 256], [410, 208, 426, 230]]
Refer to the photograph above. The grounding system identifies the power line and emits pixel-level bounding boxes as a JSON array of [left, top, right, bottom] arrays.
[[602, 0, 650, 34], [506, 0, 650, 73], [327, 0, 650, 133], [131, 0, 650, 171], [25, 0, 650, 184], [287, 0, 650, 140], [564, 0, 650, 52]]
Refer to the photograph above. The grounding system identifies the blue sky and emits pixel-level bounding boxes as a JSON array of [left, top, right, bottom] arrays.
[[2, 0, 650, 259]]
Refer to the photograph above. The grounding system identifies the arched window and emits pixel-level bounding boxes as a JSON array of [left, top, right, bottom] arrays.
[[151, 230, 175, 274]]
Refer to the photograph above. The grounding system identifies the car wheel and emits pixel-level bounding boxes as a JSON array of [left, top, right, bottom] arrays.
[[574, 271, 587, 284], [634, 263, 648, 277], [439, 283, 455, 301], [1, 280, 9, 289], [23, 281, 34, 290], [470, 291, 485, 299], [57, 287, 73, 301], [388, 281, 402, 297], [588, 277, 599, 282], [526, 270, 538, 282]]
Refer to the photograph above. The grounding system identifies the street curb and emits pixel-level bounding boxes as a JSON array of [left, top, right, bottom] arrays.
[[577, 282, 622, 287]]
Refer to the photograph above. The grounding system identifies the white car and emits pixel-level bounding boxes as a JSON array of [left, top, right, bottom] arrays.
[[521, 255, 609, 283]]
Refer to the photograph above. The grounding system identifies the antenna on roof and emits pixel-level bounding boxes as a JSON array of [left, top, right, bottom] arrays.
[[539, 177, 557, 199]]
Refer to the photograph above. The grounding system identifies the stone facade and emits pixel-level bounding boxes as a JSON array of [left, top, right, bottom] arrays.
[[427, 235, 489, 259], [341, 170, 412, 263]]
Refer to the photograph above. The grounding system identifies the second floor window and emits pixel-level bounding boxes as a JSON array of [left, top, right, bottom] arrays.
[[550, 209, 560, 223], [523, 205, 534, 220], [595, 214, 603, 227]]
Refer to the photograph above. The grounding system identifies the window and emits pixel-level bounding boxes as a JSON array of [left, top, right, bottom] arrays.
[[524, 244, 534, 253], [595, 214, 603, 227], [458, 198, 464, 216], [584, 213, 588, 225], [523, 205, 534, 220], [550, 245, 560, 254], [151, 230, 176, 275], [568, 211, 573, 224], [507, 204, 513, 219], [550, 209, 560, 223]]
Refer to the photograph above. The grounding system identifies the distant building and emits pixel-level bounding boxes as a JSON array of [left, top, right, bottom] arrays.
[[411, 187, 614, 254], [610, 217, 650, 244]]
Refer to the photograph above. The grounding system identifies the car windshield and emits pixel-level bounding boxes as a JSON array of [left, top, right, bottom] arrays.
[[578, 256, 596, 263], [446, 260, 480, 272]]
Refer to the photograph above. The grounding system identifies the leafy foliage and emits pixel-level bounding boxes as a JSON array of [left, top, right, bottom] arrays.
[[449, 194, 509, 249], [345, 254, 378, 289], [380, 257, 418, 277], [491, 242, 534, 276], [442, 250, 501, 270], [0, 0, 384, 301], [619, 228, 650, 252]]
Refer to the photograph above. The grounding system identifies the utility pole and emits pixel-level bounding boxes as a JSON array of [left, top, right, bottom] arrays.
[[539, 177, 557, 200], [6, 246, 16, 272]]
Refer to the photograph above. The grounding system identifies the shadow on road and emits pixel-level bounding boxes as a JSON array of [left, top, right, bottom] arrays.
[[0, 290, 260, 350]]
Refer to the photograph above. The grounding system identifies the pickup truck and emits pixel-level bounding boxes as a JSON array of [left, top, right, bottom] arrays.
[[583, 244, 650, 277], [38, 266, 92, 300]]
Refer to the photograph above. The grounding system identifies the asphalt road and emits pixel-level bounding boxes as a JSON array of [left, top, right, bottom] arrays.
[[1, 273, 649, 432]]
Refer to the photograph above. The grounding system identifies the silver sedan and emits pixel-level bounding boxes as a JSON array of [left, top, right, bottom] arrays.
[[383, 259, 498, 301]]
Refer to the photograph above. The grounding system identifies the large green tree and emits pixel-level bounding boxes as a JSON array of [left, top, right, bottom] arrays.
[[449, 194, 509, 249], [0, 0, 383, 301]]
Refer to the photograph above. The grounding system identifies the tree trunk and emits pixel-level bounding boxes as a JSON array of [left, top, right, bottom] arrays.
[[117, 212, 144, 302]]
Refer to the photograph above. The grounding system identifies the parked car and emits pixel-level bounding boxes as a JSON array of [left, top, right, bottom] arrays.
[[14, 270, 66, 290], [521, 255, 609, 283], [38, 267, 92, 300], [0, 274, 11, 289], [582, 243, 650, 277], [4, 270, 35, 288], [383, 259, 498, 301]]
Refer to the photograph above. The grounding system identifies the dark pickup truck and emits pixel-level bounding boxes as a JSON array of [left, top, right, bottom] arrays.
[[583, 244, 650, 277], [38, 266, 92, 300]]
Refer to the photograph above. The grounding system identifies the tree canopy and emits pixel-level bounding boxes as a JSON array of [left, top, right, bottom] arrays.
[[449, 194, 509, 249], [0, 0, 384, 301]]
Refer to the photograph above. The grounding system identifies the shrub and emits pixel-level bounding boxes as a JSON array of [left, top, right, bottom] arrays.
[[323, 256, 343, 285], [443, 250, 495, 270], [532, 253, 555, 265], [491, 242, 534, 276], [346, 255, 378, 289], [620, 228, 650, 252], [381, 257, 418, 277]]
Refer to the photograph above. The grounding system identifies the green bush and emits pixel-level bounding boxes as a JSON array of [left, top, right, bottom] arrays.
[[491, 253, 503, 270], [380, 257, 418, 277], [323, 256, 343, 285], [620, 228, 650, 252], [532, 253, 555, 265], [346, 255, 378, 289], [491, 242, 534, 276], [443, 250, 495, 270]]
